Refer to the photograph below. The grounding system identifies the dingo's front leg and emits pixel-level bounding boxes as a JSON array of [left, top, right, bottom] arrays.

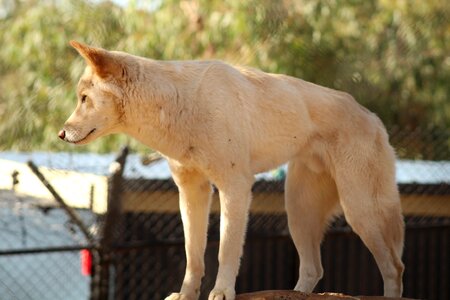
[[165, 165, 212, 300], [209, 176, 253, 300]]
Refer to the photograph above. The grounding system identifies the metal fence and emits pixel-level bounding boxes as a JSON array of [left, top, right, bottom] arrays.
[[0, 190, 94, 300], [0, 127, 449, 300]]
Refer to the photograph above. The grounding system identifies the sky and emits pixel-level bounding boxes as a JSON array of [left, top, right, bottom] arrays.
[[106, 0, 161, 10]]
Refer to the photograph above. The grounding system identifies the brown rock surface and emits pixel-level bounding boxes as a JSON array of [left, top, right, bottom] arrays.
[[236, 291, 413, 300]]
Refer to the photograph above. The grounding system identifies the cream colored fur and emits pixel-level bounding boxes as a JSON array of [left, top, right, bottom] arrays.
[[61, 41, 405, 299]]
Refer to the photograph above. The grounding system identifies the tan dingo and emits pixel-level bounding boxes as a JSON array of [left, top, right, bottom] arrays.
[[60, 41, 404, 299]]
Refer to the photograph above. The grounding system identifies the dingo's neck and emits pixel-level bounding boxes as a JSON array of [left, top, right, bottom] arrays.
[[121, 61, 191, 160]]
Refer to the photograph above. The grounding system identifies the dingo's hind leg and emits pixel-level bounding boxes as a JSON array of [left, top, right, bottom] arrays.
[[285, 160, 339, 292], [335, 165, 404, 297]]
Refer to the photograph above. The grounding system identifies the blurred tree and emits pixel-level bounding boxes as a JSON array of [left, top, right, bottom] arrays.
[[0, 0, 448, 154]]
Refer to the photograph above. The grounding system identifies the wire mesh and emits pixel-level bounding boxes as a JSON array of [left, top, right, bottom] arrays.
[[0, 189, 95, 300]]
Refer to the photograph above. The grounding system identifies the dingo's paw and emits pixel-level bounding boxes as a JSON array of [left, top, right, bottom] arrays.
[[164, 293, 191, 300], [208, 288, 235, 300]]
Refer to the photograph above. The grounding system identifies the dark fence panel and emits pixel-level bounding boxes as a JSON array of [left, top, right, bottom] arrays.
[[106, 212, 450, 300]]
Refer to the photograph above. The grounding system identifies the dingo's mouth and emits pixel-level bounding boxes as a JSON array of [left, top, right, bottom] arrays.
[[73, 128, 96, 144], [63, 128, 97, 144]]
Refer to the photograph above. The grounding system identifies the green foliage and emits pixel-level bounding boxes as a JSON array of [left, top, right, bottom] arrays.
[[0, 0, 448, 153]]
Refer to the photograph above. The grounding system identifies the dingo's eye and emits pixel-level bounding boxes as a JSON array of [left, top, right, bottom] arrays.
[[81, 95, 87, 103]]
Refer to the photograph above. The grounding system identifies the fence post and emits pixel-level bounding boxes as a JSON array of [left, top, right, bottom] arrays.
[[91, 146, 129, 300], [27, 160, 94, 243]]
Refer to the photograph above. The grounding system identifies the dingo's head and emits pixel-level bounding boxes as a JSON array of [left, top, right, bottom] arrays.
[[59, 41, 125, 145]]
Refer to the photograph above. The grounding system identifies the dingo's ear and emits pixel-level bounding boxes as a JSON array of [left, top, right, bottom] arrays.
[[70, 40, 120, 78]]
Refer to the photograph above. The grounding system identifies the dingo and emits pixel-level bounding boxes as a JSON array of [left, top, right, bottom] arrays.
[[60, 41, 404, 299]]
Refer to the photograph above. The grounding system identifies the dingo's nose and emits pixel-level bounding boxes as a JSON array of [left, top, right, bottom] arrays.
[[58, 130, 66, 140]]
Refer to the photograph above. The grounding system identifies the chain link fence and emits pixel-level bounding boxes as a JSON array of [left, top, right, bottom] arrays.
[[0, 190, 94, 300], [0, 127, 449, 300]]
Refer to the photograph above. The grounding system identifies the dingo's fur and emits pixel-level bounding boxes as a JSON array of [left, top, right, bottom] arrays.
[[61, 41, 404, 299]]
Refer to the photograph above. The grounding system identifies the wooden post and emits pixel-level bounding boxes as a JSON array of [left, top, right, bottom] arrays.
[[27, 160, 93, 243], [91, 146, 129, 300], [236, 291, 413, 300]]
